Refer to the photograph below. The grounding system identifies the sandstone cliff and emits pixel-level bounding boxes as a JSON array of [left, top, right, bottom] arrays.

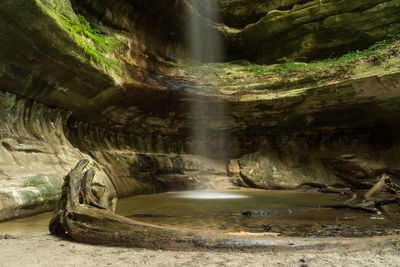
[[0, 0, 399, 220]]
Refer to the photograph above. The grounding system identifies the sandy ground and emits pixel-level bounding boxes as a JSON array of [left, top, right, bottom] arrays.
[[0, 235, 400, 267]]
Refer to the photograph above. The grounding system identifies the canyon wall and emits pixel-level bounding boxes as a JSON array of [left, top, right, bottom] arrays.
[[0, 0, 400, 220]]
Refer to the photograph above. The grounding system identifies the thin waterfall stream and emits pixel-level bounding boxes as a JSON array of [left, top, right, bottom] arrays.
[[187, 0, 227, 159]]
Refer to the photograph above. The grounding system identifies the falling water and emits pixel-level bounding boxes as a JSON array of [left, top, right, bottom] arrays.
[[187, 0, 224, 63], [186, 0, 226, 159]]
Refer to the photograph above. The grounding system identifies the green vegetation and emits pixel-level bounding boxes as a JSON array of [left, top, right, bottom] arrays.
[[166, 60, 178, 66], [52, 10, 118, 70], [268, 34, 400, 75], [184, 34, 400, 86]]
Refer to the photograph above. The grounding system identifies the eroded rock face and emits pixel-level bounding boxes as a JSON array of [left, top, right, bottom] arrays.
[[0, 0, 400, 220], [227, 0, 400, 62], [0, 92, 115, 221], [231, 72, 400, 188], [182, 0, 400, 62], [193, 0, 309, 27]]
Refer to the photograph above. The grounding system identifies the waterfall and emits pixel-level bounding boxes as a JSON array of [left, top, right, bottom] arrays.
[[187, 0, 223, 63], [186, 0, 226, 159]]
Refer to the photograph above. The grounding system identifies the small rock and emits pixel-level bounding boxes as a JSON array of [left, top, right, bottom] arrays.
[[0, 234, 16, 239], [369, 217, 385, 220], [261, 223, 272, 231]]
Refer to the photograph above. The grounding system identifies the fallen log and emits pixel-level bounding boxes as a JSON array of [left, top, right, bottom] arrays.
[[312, 174, 400, 214], [322, 203, 378, 213], [48, 160, 306, 249], [233, 208, 308, 216], [296, 182, 358, 204], [365, 174, 391, 200]]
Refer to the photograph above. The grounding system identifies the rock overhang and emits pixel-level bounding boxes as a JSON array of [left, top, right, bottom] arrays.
[[0, 0, 400, 213]]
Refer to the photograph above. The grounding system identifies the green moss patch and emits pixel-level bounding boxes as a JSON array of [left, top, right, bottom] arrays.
[[23, 174, 63, 200], [55, 12, 118, 70], [36, 0, 119, 72], [183, 34, 400, 91]]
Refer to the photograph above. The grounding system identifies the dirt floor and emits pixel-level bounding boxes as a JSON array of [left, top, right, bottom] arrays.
[[0, 235, 400, 267]]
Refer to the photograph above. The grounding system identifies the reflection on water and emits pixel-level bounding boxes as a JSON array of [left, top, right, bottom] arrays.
[[0, 189, 399, 237], [176, 191, 249, 199], [116, 189, 346, 218], [115, 189, 400, 237]]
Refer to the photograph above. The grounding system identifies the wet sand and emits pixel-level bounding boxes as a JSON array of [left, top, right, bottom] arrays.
[[0, 235, 400, 267]]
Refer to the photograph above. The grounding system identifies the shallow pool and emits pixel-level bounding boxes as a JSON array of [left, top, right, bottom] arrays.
[[0, 189, 399, 237]]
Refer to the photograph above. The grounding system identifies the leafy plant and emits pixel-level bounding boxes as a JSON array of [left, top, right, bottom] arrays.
[[166, 60, 178, 66], [277, 57, 301, 72], [54, 11, 117, 70]]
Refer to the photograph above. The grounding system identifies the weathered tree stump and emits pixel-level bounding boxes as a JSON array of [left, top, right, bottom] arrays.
[[49, 160, 200, 249], [48, 160, 289, 249]]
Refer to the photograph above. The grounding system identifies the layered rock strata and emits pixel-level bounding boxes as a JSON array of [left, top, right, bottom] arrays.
[[0, 0, 400, 221], [0, 92, 115, 221]]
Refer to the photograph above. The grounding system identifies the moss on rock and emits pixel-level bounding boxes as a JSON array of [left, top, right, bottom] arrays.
[[23, 174, 63, 200], [218, 0, 400, 62]]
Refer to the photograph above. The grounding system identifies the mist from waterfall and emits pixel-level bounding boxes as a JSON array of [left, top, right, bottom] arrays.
[[186, 0, 227, 159]]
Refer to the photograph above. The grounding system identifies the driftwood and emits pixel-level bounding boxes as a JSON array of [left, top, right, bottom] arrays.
[[366, 174, 400, 212], [322, 203, 378, 213], [49, 160, 297, 249], [297, 176, 400, 214], [296, 182, 358, 204], [364, 174, 393, 200]]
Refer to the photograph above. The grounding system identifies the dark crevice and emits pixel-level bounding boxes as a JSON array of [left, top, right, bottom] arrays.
[[1, 141, 48, 154]]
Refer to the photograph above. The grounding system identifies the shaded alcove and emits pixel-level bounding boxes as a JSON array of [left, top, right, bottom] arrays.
[[0, 0, 400, 251]]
